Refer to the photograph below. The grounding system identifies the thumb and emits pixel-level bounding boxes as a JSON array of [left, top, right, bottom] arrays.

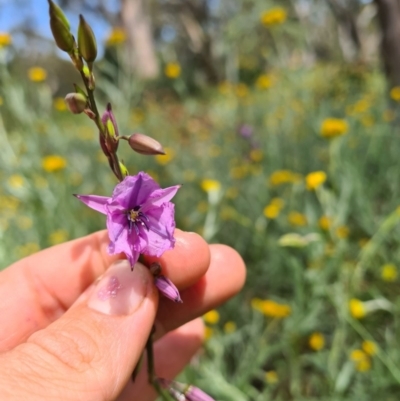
[[0, 260, 158, 401]]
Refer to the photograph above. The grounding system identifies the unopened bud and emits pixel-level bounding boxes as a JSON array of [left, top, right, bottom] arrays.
[[78, 14, 97, 63], [119, 162, 129, 178], [65, 92, 87, 114], [154, 275, 182, 303], [158, 378, 215, 401], [50, 15, 74, 52], [101, 103, 119, 152], [48, 0, 70, 30], [128, 133, 165, 155]]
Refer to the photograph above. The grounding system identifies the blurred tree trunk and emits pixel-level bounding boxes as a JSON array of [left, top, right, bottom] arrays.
[[374, 0, 400, 87], [121, 0, 159, 79], [326, 0, 363, 62]]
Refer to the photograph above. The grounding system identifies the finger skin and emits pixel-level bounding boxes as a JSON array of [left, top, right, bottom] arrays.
[[0, 229, 210, 351], [0, 264, 158, 401], [117, 319, 205, 401], [154, 244, 246, 339]]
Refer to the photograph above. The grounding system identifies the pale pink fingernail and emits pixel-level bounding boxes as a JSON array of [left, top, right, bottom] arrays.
[[88, 260, 150, 315]]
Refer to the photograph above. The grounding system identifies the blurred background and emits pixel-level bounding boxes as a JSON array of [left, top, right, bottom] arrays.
[[2, 0, 400, 399]]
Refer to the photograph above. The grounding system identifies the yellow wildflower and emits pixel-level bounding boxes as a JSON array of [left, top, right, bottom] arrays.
[[381, 263, 397, 282], [53, 97, 67, 111], [106, 27, 126, 45], [350, 349, 371, 372], [306, 171, 327, 190], [320, 118, 348, 139], [155, 147, 175, 165], [336, 225, 350, 239], [288, 211, 307, 226], [164, 62, 181, 79], [269, 170, 301, 186], [230, 165, 249, 180], [390, 86, 400, 102], [362, 340, 377, 356], [16, 242, 40, 258], [261, 7, 287, 26], [203, 310, 220, 325], [48, 229, 69, 245], [249, 148, 263, 162], [255, 74, 272, 89], [42, 155, 67, 172], [0, 32, 11, 47], [308, 332, 325, 351], [28, 67, 47, 82], [8, 174, 25, 189], [265, 370, 279, 384], [201, 179, 221, 193], [235, 83, 249, 98], [318, 216, 332, 231], [204, 326, 214, 341], [349, 298, 366, 319], [223, 321, 237, 334], [261, 300, 291, 318], [264, 198, 285, 220]]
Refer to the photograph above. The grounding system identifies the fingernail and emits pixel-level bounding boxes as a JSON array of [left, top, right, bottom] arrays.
[[88, 260, 150, 315]]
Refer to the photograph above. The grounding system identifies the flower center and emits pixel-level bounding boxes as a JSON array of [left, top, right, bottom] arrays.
[[127, 205, 149, 235]]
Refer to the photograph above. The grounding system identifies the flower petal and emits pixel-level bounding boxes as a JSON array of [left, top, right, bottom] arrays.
[[154, 275, 182, 303], [141, 185, 181, 212], [74, 194, 109, 214]]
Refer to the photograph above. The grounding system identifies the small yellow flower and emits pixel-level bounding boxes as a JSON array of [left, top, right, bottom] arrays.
[[28, 67, 47, 82], [106, 27, 127, 45], [350, 349, 371, 372], [255, 74, 272, 89], [0, 32, 12, 47], [155, 147, 175, 165], [164, 62, 181, 79], [336, 225, 350, 239], [204, 326, 214, 341], [235, 83, 249, 98], [53, 97, 67, 111], [308, 332, 325, 351], [320, 118, 348, 139], [261, 300, 291, 318], [264, 204, 281, 219], [318, 216, 332, 231], [48, 229, 69, 245], [381, 263, 397, 282], [288, 211, 307, 226], [269, 170, 301, 186], [203, 310, 220, 325], [223, 321, 237, 334], [306, 171, 327, 190], [390, 86, 400, 102], [42, 155, 67, 172], [249, 148, 263, 162], [201, 179, 221, 193], [265, 370, 278, 384], [8, 174, 25, 189], [261, 7, 287, 26], [349, 298, 366, 319], [362, 340, 378, 356], [16, 242, 40, 258]]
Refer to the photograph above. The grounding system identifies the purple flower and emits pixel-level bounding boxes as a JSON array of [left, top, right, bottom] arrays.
[[76, 172, 180, 267], [238, 124, 253, 138]]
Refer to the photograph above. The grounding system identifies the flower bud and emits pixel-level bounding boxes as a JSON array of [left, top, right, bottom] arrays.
[[78, 14, 97, 63], [154, 275, 182, 303], [64, 92, 87, 114], [158, 378, 215, 401], [128, 133, 165, 155], [101, 103, 119, 152], [119, 162, 129, 178], [50, 15, 74, 52], [48, 0, 70, 30]]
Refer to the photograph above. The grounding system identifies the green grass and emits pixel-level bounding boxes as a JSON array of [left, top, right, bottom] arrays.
[[2, 61, 400, 399]]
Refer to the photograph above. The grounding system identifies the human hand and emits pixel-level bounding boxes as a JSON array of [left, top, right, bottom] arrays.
[[0, 229, 245, 400]]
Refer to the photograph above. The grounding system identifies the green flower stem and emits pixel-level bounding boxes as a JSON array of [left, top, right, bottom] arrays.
[[145, 332, 175, 401], [79, 69, 123, 182]]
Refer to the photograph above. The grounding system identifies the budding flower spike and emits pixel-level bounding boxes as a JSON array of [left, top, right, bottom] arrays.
[[48, 3, 213, 399], [75, 172, 180, 268]]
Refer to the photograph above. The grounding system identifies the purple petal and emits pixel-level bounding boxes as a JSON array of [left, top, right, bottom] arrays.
[[158, 379, 215, 401], [184, 386, 216, 401], [141, 185, 181, 212], [75, 194, 109, 214], [154, 275, 182, 303]]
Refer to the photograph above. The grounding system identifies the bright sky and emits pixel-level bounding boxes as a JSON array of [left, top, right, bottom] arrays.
[[0, 0, 112, 54]]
